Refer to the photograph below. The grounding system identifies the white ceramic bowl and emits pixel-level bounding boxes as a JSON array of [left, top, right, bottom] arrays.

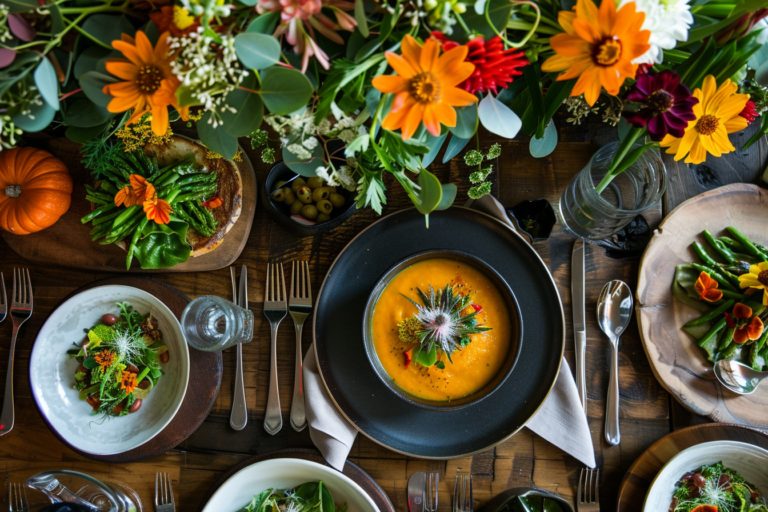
[[643, 441, 768, 512], [30, 285, 190, 455], [202, 459, 379, 512]]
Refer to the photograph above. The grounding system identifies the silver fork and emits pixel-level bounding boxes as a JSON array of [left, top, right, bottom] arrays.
[[264, 263, 287, 435], [454, 471, 472, 512], [0, 269, 32, 436], [577, 468, 600, 512], [289, 261, 312, 432], [155, 472, 175, 512], [8, 482, 29, 512], [424, 472, 439, 512], [0, 272, 6, 325]]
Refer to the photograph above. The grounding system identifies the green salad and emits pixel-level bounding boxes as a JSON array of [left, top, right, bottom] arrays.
[[671, 462, 767, 512], [67, 302, 170, 418], [239, 481, 346, 512]]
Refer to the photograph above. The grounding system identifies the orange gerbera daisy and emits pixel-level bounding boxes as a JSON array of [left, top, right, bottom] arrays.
[[102, 30, 187, 136], [372, 35, 478, 140], [143, 183, 172, 225], [541, 0, 651, 106]]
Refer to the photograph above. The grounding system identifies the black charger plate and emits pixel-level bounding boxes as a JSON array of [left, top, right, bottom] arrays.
[[313, 207, 565, 458]]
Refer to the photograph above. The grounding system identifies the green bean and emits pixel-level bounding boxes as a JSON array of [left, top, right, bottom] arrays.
[[96, 181, 119, 195], [104, 216, 143, 245], [683, 299, 736, 328], [111, 205, 141, 230], [690, 263, 738, 292], [125, 217, 149, 270], [726, 227, 768, 261], [703, 230, 735, 264], [176, 204, 211, 236], [718, 326, 736, 351], [122, 151, 145, 176], [698, 317, 727, 347], [136, 150, 154, 175], [176, 172, 216, 187], [692, 242, 721, 268], [197, 201, 218, 231], [720, 289, 748, 300], [718, 237, 744, 251], [147, 162, 176, 183], [91, 210, 122, 226], [85, 195, 108, 205], [755, 326, 768, 353], [107, 161, 132, 181], [81, 203, 118, 224], [719, 340, 739, 359]]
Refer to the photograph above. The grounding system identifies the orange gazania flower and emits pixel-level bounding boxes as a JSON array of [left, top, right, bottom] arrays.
[[695, 271, 723, 302], [102, 30, 188, 136], [202, 197, 223, 209], [371, 35, 478, 140], [143, 183, 172, 225], [541, 0, 651, 106], [120, 371, 138, 393], [130, 174, 149, 203], [115, 186, 138, 207], [731, 302, 764, 344], [94, 350, 116, 367]]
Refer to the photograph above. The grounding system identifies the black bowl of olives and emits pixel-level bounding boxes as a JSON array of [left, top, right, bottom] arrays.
[[262, 162, 357, 237]]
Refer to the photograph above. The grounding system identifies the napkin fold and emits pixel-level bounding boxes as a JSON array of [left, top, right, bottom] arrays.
[[303, 195, 596, 470]]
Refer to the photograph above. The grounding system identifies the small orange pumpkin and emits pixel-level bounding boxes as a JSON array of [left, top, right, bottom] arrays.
[[690, 506, 718, 512], [0, 147, 73, 235]]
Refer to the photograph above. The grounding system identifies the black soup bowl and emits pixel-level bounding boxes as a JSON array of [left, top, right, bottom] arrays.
[[362, 250, 523, 412]]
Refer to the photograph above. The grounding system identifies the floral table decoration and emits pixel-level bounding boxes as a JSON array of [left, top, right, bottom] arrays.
[[1, 0, 768, 230]]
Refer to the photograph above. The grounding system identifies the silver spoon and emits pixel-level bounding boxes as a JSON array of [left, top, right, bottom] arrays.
[[597, 280, 633, 446], [715, 359, 768, 394]]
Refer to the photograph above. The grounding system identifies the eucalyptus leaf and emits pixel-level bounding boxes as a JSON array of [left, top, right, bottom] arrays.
[[282, 142, 324, 177], [463, 0, 513, 38], [142, 19, 160, 45], [478, 93, 522, 138], [5, 0, 38, 13], [79, 71, 117, 108], [34, 58, 59, 110], [235, 32, 281, 70], [74, 47, 116, 79], [12, 100, 55, 132], [421, 131, 448, 168], [442, 134, 471, 163], [50, 5, 65, 40], [63, 98, 113, 127], [529, 120, 557, 158], [247, 11, 280, 33], [260, 66, 314, 115], [81, 14, 135, 47], [415, 167, 443, 215], [435, 183, 457, 211], [66, 122, 111, 143], [450, 105, 478, 139], [197, 111, 239, 159], [221, 74, 263, 137]]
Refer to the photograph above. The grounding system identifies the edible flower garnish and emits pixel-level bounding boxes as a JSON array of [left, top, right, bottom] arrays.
[[403, 348, 412, 369], [730, 303, 764, 344], [120, 371, 138, 394], [143, 183, 172, 225], [115, 186, 138, 207], [94, 350, 115, 367], [130, 174, 149, 203], [695, 271, 723, 302], [738, 262, 768, 306], [202, 197, 223, 209]]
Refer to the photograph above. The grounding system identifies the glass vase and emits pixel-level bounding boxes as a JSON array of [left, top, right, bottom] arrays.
[[558, 141, 666, 241]]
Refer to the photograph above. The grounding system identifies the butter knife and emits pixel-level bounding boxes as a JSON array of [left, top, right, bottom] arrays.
[[230, 265, 249, 430], [572, 239, 587, 414], [407, 472, 426, 512]]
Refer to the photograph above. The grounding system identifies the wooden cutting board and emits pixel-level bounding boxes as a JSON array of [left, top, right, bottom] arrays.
[[1, 136, 256, 272]]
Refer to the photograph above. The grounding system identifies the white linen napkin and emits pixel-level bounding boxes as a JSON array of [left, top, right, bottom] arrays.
[[303, 195, 596, 470]]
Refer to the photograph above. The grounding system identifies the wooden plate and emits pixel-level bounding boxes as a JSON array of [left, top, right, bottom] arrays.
[[197, 448, 395, 512], [30, 276, 222, 462], [636, 183, 768, 427], [1, 136, 256, 272], [617, 423, 768, 512]]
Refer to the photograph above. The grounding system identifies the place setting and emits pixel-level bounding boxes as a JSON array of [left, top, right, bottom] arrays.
[[3, 0, 768, 509]]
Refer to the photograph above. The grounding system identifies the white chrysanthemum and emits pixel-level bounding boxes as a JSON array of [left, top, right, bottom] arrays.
[[619, 0, 693, 65]]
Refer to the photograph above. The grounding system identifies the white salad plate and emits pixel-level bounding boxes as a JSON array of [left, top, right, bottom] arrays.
[[202, 459, 378, 512], [643, 440, 768, 512], [29, 285, 190, 456]]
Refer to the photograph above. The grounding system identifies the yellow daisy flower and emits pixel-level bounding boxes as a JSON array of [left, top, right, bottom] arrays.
[[738, 261, 768, 306]]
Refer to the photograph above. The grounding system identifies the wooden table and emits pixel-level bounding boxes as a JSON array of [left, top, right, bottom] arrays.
[[0, 117, 766, 512]]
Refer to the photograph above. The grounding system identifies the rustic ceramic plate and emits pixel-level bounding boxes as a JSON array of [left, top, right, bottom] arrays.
[[30, 285, 190, 455], [313, 207, 564, 458], [637, 183, 768, 427]]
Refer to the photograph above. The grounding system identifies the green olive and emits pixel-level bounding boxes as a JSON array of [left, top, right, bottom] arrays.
[[307, 177, 325, 189], [312, 187, 330, 202], [275, 180, 287, 188], [296, 186, 313, 204], [317, 213, 330, 223], [329, 193, 345, 208], [316, 199, 333, 215], [283, 188, 296, 206], [301, 204, 318, 220], [271, 188, 285, 202], [290, 200, 304, 215], [290, 177, 307, 192]]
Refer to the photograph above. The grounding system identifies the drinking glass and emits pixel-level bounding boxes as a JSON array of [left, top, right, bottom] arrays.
[[558, 141, 666, 240], [180, 296, 254, 351]]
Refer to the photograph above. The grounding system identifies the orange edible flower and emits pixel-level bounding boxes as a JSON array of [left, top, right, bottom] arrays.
[[695, 271, 723, 302], [115, 186, 138, 207], [130, 174, 149, 203], [733, 302, 753, 320], [143, 183, 172, 225], [541, 0, 651, 107], [403, 348, 413, 369], [202, 197, 223, 209], [734, 316, 764, 344], [120, 371, 138, 393], [94, 350, 115, 367]]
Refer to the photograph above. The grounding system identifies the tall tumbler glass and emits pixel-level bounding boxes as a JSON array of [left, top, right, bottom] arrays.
[[180, 296, 254, 351], [559, 141, 666, 240]]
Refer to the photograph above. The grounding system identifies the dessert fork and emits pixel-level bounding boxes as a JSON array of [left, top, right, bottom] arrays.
[[264, 263, 287, 435], [0, 272, 6, 325], [454, 471, 472, 512], [577, 468, 600, 512], [8, 482, 29, 512], [155, 472, 175, 512], [289, 260, 312, 432], [424, 472, 439, 512], [0, 268, 32, 437]]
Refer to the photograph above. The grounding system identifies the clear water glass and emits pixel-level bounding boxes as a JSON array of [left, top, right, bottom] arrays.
[[181, 296, 254, 352], [559, 141, 666, 240]]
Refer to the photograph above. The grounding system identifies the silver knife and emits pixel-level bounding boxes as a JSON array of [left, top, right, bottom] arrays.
[[572, 239, 587, 414], [230, 265, 249, 430], [407, 472, 426, 512]]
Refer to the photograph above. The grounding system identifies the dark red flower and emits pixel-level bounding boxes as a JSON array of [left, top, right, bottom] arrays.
[[624, 70, 698, 141], [431, 31, 528, 95], [739, 100, 758, 125], [636, 63, 653, 75]]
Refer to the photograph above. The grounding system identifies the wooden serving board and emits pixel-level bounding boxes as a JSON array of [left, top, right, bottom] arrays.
[[33, 276, 223, 462], [636, 183, 768, 427], [197, 448, 395, 512], [617, 423, 768, 512], [1, 136, 256, 272]]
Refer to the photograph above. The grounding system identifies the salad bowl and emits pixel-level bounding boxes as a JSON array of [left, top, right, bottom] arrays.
[[30, 285, 190, 456], [643, 440, 768, 512]]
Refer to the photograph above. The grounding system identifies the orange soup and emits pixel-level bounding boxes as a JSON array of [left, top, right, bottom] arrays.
[[371, 258, 513, 401]]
